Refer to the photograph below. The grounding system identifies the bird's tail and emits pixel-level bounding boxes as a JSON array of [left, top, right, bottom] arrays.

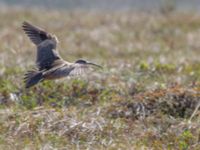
[[24, 69, 43, 88]]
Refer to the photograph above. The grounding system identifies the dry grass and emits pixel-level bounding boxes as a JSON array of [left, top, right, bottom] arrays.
[[0, 8, 200, 149]]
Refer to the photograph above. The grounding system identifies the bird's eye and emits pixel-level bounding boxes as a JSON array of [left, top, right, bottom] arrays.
[[76, 60, 86, 64]]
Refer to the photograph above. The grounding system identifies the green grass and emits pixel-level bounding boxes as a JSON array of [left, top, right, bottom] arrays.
[[0, 8, 200, 149]]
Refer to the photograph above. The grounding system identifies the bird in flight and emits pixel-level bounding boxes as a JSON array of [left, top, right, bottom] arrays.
[[22, 21, 102, 88]]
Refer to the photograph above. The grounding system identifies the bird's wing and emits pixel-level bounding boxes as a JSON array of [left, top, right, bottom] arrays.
[[42, 62, 72, 79], [68, 63, 91, 76], [36, 42, 63, 70], [22, 21, 63, 70], [43, 63, 93, 79], [62, 63, 97, 77], [22, 21, 52, 45]]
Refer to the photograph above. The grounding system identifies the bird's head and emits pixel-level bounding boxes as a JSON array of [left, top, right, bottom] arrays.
[[75, 59, 102, 69]]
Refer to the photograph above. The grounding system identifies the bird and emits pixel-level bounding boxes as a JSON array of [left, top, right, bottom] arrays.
[[22, 21, 102, 88]]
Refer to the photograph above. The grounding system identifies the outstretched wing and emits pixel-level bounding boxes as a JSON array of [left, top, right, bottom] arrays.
[[22, 21, 52, 45], [22, 21, 62, 70], [37, 57, 99, 78], [43, 63, 94, 79], [36, 41, 62, 70], [68, 63, 91, 76]]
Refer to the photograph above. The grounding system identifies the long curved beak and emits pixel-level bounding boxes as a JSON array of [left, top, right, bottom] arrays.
[[86, 62, 103, 69]]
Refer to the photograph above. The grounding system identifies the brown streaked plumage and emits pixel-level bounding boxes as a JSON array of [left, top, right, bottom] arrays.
[[22, 21, 102, 88]]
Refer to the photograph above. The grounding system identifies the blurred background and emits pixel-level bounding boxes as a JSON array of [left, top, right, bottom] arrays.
[[0, 0, 200, 12], [0, 0, 200, 149]]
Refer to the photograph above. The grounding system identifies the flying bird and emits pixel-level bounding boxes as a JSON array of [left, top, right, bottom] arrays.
[[22, 21, 102, 88]]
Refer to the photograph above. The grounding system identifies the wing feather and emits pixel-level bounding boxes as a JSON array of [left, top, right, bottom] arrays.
[[22, 21, 62, 70], [43, 63, 99, 79], [36, 41, 62, 70], [22, 21, 52, 45], [68, 64, 91, 77]]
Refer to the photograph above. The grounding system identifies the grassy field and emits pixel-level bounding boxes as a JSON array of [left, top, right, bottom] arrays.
[[0, 8, 200, 149]]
